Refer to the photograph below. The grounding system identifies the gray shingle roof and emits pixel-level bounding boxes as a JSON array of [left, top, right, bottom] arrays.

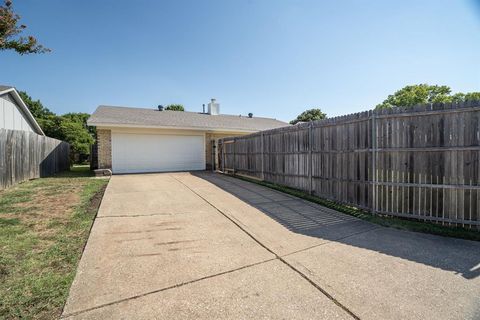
[[88, 105, 288, 132], [0, 85, 13, 93]]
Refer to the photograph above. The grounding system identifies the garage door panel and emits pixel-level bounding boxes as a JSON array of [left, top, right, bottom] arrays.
[[112, 133, 205, 174]]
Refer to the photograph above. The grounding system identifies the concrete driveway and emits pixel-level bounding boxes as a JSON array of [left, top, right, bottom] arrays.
[[62, 172, 480, 320]]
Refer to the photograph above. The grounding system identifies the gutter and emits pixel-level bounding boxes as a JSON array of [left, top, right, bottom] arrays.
[[86, 122, 263, 134]]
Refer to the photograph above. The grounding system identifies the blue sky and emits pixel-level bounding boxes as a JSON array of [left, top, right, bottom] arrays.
[[1, 0, 480, 122]]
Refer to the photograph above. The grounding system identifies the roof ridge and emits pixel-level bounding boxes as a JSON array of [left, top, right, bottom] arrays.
[[97, 105, 281, 121], [99, 105, 205, 115]]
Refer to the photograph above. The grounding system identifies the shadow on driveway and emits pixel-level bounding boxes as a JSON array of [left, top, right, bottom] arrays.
[[193, 172, 480, 280]]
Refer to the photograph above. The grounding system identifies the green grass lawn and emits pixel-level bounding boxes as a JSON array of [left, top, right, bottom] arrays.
[[232, 174, 480, 242], [0, 166, 108, 320]]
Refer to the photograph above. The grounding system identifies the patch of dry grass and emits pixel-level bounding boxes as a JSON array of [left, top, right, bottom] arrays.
[[0, 166, 108, 320]]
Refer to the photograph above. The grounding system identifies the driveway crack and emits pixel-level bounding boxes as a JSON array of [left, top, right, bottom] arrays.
[[60, 258, 275, 319], [281, 226, 382, 258]]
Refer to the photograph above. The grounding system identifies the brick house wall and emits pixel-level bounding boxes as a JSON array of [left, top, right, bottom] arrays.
[[97, 129, 112, 169]]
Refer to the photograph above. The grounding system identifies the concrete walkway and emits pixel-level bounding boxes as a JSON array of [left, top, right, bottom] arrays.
[[62, 172, 480, 320]]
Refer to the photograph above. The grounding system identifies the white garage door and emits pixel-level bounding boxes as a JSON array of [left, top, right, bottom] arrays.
[[111, 133, 205, 174]]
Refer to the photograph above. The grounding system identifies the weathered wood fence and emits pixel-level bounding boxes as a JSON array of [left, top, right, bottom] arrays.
[[0, 129, 70, 190], [218, 101, 480, 229]]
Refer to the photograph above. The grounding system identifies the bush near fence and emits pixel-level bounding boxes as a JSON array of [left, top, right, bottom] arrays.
[[218, 101, 480, 229], [0, 129, 70, 190]]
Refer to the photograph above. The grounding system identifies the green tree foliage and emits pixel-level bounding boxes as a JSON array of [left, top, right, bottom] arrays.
[[18, 91, 53, 119], [165, 104, 185, 111], [376, 84, 480, 109], [449, 92, 480, 103], [36, 114, 62, 138], [63, 112, 96, 136], [290, 108, 326, 125], [59, 120, 93, 155], [0, 0, 50, 55], [19, 91, 94, 156]]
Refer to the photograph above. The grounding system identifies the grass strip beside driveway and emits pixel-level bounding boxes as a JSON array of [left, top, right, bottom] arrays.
[[0, 166, 108, 320]]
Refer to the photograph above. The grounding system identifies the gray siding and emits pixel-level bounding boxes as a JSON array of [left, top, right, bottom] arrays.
[[0, 93, 35, 133]]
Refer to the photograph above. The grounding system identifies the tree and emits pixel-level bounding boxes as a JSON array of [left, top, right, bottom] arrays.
[[165, 104, 185, 111], [0, 0, 50, 54], [464, 92, 480, 101], [63, 112, 96, 136], [19, 90, 94, 158], [58, 119, 94, 155], [36, 114, 62, 138], [18, 91, 54, 119], [290, 108, 326, 125], [376, 84, 480, 109]]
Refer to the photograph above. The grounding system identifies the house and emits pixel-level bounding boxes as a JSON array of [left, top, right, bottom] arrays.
[[87, 99, 288, 174], [0, 85, 44, 135], [0, 85, 70, 189]]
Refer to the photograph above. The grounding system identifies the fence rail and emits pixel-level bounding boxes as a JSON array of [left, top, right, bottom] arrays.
[[0, 129, 70, 190], [218, 101, 480, 229]]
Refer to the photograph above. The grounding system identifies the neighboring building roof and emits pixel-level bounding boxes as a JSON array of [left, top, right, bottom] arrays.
[[0, 85, 44, 135], [0, 85, 13, 91], [88, 105, 288, 132]]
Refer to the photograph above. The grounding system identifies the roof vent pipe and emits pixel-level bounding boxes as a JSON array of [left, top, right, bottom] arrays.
[[158, 105, 164, 111], [248, 113, 253, 118]]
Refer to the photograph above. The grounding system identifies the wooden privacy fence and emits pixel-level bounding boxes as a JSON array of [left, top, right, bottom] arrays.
[[0, 129, 70, 189], [218, 101, 480, 229]]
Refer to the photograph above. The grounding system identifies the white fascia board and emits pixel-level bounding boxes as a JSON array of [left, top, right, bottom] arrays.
[[87, 122, 259, 134]]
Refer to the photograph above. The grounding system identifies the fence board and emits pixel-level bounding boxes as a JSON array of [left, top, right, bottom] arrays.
[[218, 101, 480, 229], [0, 129, 70, 190]]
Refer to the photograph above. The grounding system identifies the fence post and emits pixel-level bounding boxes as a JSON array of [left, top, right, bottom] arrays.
[[232, 138, 236, 175], [371, 110, 377, 215], [211, 139, 215, 172], [220, 139, 224, 173], [260, 132, 264, 180], [308, 122, 313, 195]]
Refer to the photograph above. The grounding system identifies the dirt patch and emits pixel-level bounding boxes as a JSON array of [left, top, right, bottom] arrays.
[[13, 186, 83, 236], [0, 178, 108, 240], [86, 184, 107, 216]]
